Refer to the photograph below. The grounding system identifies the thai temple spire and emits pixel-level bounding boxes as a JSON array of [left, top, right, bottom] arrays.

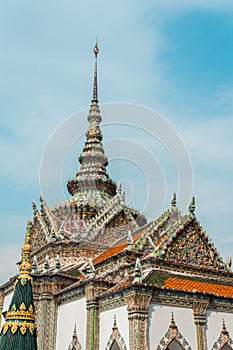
[[0, 221, 37, 349], [67, 42, 117, 210]]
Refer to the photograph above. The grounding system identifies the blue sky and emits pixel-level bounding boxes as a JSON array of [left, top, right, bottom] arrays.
[[0, 1, 233, 282]]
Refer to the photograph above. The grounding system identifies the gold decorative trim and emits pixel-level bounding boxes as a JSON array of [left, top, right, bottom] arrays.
[[2, 321, 35, 336]]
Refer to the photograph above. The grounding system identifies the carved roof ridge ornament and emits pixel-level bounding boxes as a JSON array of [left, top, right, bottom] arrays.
[[188, 196, 195, 216], [211, 319, 233, 350], [32, 200, 50, 242], [132, 205, 178, 253], [105, 315, 127, 350], [156, 313, 192, 350], [39, 194, 59, 237], [171, 193, 176, 208]]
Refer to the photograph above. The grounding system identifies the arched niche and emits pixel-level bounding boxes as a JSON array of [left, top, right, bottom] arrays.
[[156, 313, 192, 350]]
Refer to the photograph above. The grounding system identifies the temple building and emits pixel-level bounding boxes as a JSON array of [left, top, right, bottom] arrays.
[[1, 43, 233, 350]]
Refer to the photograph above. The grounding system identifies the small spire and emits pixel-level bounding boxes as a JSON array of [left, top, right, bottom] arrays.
[[92, 40, 99, 102], [221, 319, 229, 336], [169, 312, 177, 330], [113, 315, 117, 330], [73, 323, 77, 338]]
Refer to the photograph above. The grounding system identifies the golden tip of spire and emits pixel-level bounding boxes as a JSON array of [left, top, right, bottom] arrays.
[[93, 41, 99, 56], [19, 221, 33, 278]]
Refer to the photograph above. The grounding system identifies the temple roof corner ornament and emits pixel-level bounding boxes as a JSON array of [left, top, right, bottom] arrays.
[[188, 196, 196, 216], [171, 193, 176, 208], [226, 254, 232, 271], [87, 258, 95, 278]]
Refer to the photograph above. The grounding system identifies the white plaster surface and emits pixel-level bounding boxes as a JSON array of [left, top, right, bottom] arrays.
[[1, 292, 13, 327], [206, 310, 233, 349], [149, 304, 196, 350], [56, 298, 86, 350], [100, 306, 129, 350]]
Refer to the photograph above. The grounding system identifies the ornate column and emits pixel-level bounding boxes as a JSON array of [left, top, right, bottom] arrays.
[[193, 300, 208, 350], [124, 291, 152, 350], [33, 281, 58, 350], [85, 283, 101, 350]]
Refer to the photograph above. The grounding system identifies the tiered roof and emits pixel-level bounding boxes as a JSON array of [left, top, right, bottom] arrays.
[[71, 195, 233, 301], [30, 43, 146, 271]]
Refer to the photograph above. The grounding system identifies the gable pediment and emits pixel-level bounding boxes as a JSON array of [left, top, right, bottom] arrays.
[[153, 214, 226, 271]]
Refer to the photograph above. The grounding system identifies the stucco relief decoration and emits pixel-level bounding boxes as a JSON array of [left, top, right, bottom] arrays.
[[156, 313, 192, 350], [212, 320, 233, 350], [105, 315, 127, 350]]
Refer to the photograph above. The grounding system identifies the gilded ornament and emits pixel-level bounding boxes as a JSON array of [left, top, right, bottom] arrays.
[[20, 323, 27, 335], [11, 323, 18, 334]]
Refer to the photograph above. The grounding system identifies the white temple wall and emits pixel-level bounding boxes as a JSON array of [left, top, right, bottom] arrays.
[[1, 291, 13, 327], [206, 310, 233, 349], [99, 305, 129, 349], [56, 297, 86, 350], [148, 304, 196, 350]]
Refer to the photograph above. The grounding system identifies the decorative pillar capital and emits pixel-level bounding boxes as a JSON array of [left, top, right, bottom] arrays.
[[193, 300, 208, 325], [124, 291, 152, 316], [124, 290, 152, 350]]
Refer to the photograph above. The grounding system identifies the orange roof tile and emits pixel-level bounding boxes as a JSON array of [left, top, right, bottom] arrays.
[[164, 277, 233, 298], [93, 230, 142, 265]]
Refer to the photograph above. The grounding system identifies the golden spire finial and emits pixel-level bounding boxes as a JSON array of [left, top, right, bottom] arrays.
[[19, 221, 33, 277], [92, 40, 99, 102], [93, 40, 99, 57]]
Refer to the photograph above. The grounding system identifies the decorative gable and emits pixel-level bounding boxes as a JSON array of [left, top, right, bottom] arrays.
[[212, 320, 233, 349], [156, 313, 191, 350], [153, 213, 226, 271]]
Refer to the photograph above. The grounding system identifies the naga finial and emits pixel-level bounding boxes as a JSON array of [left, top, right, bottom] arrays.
[[188, 196, 195, 215], [171, 193, 176, 207]]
